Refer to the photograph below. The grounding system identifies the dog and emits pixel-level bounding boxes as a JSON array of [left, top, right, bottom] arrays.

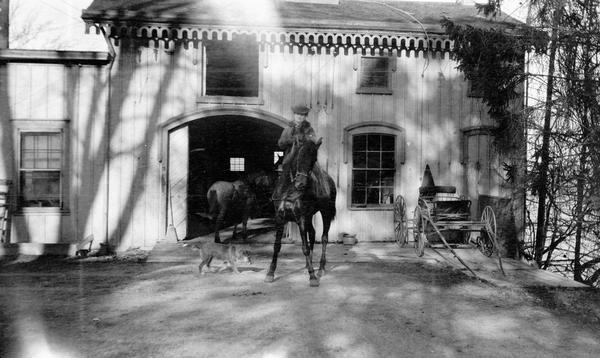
[[187, 241, 252, 274]]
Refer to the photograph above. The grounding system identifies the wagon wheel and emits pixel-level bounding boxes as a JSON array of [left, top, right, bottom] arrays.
[[413, 206, 426, 257], [394, 195, 409, 247], [478, 206, 497, 257]]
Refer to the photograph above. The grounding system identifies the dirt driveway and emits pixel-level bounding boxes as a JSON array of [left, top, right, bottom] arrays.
[[1, 243, 599, 358]]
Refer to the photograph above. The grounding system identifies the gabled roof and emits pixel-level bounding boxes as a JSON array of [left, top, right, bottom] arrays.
[[82, 0, 520, 34]]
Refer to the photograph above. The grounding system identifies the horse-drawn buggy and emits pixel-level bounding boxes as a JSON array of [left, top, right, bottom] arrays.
[[394, 165, 503, 272]]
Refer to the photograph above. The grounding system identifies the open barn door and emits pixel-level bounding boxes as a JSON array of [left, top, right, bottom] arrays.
[[167, 126, 189, 241]]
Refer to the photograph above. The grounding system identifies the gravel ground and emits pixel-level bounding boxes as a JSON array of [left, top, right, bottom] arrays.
[[1, 245, 599, 358]]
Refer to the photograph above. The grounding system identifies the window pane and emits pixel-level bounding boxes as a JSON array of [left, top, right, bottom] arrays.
[[48, 135, 61, 169], [49, 149, 62, 169], [367, 134, 381, 151], [381, 152, 395, 168], [20, 171, 60, 207], [366, 170, 380, 186], [381, 135, 395, 151], [381, 170, 395, 186], [360, 58, 389, 88], [367, 152, 380, 169], [35, 135, 49, 169], [381, 187, 394, 204], [352, 188, 366, 205], [353, 135, 366, 151], [21, 149, 35, 169], [353, 170, 367, 187], [353, 151, 366, 168], [21, 133, 61, 170], [367, 188, 380, 204]]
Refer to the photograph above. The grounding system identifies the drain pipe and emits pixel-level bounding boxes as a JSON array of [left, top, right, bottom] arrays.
[[100, 25, 116, 252]]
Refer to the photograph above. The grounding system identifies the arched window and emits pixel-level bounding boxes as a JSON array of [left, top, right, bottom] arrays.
[[344, 122, 405, 209]]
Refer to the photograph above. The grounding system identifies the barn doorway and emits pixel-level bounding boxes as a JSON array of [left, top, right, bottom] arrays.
[[166, 113, 284, 241]]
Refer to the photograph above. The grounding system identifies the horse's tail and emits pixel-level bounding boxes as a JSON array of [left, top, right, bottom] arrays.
[[207, 189, 218, 219]]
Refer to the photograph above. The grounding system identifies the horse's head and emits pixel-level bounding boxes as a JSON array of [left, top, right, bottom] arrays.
[[245, 170, 275, 196], [293, 137, 322, 191]]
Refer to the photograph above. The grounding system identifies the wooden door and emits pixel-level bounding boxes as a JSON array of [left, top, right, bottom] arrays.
[[168, 126, 189, 240], [464, 131, 494, 218]]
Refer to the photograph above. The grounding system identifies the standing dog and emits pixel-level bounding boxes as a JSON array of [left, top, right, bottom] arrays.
[[187, 241, 252, 274]]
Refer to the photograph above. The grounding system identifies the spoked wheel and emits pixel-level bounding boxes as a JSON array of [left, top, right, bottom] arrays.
[[394, 195, 408, 247], [478, 206, 497, 257], [413, 206, 426, 257]]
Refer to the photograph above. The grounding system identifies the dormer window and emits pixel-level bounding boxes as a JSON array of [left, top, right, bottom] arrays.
[[204, 34, 259, 97]]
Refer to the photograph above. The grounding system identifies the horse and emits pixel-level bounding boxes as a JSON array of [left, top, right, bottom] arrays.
[[206, 170, 275, 243], [264, 138, 337, 287]]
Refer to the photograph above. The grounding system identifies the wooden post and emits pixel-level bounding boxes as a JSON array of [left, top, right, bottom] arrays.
[[0, 0, 8, 49]]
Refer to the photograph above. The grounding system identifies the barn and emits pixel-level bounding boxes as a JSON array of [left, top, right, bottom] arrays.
[[0, 0, 525, 256]]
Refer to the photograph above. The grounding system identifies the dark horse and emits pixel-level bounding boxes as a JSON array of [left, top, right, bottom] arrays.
[[206, 170, 274, 243], [265, 138, 337, 287]]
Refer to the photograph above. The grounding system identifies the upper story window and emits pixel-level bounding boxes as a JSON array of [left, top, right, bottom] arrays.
[[19, 132, 63, 208], [204, 34, 259, 97], [357, 57, 392, 94], [351, 133, 395, 207]]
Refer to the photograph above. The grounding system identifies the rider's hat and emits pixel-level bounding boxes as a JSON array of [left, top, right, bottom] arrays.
[[291, 104, 310, 115]]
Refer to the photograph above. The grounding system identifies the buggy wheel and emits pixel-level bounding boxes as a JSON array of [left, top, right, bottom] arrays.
[[413, 206, 426, 257], [478, 206, 497, 257], [394, 195, 408, 247]]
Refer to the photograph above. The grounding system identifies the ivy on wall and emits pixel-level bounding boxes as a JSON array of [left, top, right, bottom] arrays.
[[441, 18, 548, 153]]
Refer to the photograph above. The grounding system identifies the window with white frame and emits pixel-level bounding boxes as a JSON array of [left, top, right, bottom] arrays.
[[351, 133, 395, 206], [357, 57, 392, 94], [230, 157, 245, 172], [19, 132, 63, 207]]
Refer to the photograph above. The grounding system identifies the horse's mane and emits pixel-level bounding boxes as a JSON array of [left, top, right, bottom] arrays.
[[309, 163, 331, 198]]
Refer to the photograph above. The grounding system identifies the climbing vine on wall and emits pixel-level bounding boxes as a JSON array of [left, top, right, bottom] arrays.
[[441, 18, 548, 153]]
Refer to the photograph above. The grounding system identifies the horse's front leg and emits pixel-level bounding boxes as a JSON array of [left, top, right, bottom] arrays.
[[306, 219, 316, 253], [317, 215, 332, 278], [265, 215, 285, 283], [304, 219, 316, 269], [299, 216, 319, 287]]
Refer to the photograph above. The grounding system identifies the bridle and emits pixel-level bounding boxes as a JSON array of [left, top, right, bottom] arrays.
[[290, 139, 314, 189]]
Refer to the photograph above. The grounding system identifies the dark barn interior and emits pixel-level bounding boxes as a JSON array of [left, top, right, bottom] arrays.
[[187, 115, 282, 238]]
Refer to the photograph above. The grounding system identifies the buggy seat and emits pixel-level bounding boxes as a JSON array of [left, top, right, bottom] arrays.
[[419, 185, 457, 198]]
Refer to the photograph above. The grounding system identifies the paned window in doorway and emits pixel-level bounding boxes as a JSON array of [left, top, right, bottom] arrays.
[[351, 134, 395, 207], [273, 151, 284, 165], [230, 157, 245, 172], [19, 132, 63, 207], [204, 34, 259, 97]]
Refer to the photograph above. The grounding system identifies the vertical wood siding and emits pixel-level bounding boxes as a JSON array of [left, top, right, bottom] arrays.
[[3, 38, 511, 249], [3, 62, 109, 246]]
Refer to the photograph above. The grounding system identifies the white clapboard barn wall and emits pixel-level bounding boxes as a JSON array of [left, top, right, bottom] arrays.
[[0, 0, 523, 253]]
